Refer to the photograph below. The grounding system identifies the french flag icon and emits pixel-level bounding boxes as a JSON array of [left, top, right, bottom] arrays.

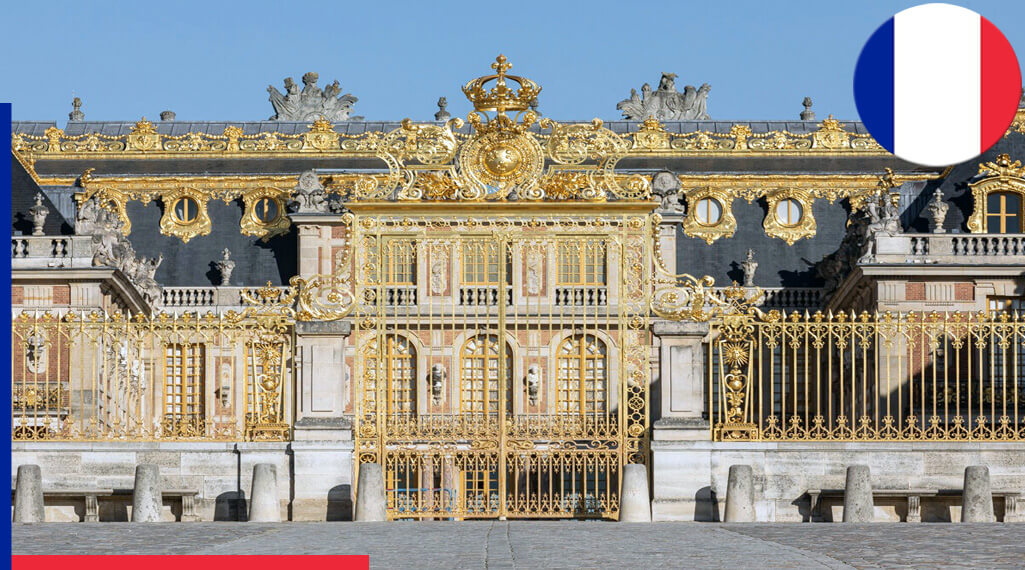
[[855, 3, 1022, 167]]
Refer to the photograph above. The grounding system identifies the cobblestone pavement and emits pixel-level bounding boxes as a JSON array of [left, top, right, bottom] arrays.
[[13, 522, 1025, 569]]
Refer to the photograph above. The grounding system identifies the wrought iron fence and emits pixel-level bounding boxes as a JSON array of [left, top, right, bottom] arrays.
[[709, 311, 1025, 441], [11, 310, 292, 441]]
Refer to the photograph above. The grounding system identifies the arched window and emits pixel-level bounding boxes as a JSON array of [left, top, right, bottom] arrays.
[[556, 335, 607, 414], [460, 334, 512, 414], [362, 335, 416, 415], [986, 191, 1023, 233]]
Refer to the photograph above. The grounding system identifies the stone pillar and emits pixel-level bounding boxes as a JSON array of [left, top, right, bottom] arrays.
[[619, 464, 651, 522], [131, 464, 163, 522], [724, 465, 755, 522], [354, 463, 386, 522], [13, 464, 45, 523], [962, 465, 994, 523], [248, 464, 281, 522], [842, 465, 873, 523], [294, 320, 353, 440], [652, 320, 711, 431]]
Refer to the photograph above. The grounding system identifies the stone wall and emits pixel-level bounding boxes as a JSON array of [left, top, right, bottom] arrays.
[[11, 441, 354, 522], [652, 439, 1025, 522]]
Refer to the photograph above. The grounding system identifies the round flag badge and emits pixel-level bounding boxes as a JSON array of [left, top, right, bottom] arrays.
[[854, 3, 1021, 166]]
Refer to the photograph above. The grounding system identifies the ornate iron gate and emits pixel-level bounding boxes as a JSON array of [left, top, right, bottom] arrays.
[[350, 210, 652, 519]]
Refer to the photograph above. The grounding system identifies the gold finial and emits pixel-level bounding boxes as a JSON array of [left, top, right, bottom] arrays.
[[491, 54, 511, 77]]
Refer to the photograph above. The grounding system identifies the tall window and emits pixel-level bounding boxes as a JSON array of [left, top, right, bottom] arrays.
[[556, 335, 607, 414], [460, 334, 512, 414], [362, 335, 417, 415], [557, 240, 606, 286], [986, 191, 1023, 233], [164, 343, 205, 428], [384, 240, 417, 285], [461, 241, 511, 285]]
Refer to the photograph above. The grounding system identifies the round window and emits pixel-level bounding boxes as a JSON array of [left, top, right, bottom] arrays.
[[775, 198, 803, 227], [253, 197, 280, 223], [172, 197, 199, 224], [695, 197, 723, 226]]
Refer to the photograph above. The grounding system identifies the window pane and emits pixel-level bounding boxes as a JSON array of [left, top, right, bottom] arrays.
[[696, 198, 722, 225]]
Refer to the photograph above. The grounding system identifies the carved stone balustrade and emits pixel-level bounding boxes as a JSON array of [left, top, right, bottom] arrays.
[[10, 235, 95, 270], [881, 233, 1025, 264], [159, 285, 291, 312], [712, 286, 824, 311]]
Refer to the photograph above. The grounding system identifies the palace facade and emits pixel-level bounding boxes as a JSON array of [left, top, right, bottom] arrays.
[[10, 57, 1025, 522]]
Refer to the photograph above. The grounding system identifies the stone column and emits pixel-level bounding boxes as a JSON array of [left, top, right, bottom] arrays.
[[13, 464, 45, 523], [724, 465, 755, 522], [131, 464, 163, 522], [962, 465, 994, 523], [354, 463, 387, 522], [248, 464, 281, 522], [842, 465, 874, 523], [619, 464, 652, 522]]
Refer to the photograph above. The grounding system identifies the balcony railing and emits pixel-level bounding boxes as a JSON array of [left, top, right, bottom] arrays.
[[709, 311, 1025, 441], [160, 286, 291, 309], [889, 233, 1025, 262], [554, 286, 608, 306], [459, 285, 513, 306], [11, 235, 94, 269]]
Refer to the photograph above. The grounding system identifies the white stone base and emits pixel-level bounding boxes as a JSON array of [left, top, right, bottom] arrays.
[[652, 439, 1025, 522], [11, 441, 354, 522]]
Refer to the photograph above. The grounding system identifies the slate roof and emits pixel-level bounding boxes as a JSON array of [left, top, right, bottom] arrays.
[[124, 200, 296, 287]]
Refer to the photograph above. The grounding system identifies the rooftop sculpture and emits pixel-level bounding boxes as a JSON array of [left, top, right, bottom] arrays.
[[617, 73, 710, 121], [267, 72, 362, 122]]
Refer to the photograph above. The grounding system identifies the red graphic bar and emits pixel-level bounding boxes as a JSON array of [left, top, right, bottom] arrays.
[[12, 556, 370, 570]]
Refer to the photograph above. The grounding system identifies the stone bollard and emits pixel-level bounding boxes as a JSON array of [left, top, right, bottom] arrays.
[[248, 464, 281, 522], [619, 464, 652, 522], [131, 464, 163, 522], [962, 465, 995, 522], [13, 464, 45, 523], [842, 465, 874, 523], [354, 463, 387, 521], [724, 464, 755, 522]]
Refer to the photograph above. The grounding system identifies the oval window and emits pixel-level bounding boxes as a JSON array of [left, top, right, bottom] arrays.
[[775, 198, 803, 227], [695, 198, 723, 226], [172, 197, 199, 224], [254, 197, 279, 223]]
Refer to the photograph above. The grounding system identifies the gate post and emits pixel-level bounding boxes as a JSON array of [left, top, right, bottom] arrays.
[[652, 320, 710, 432], [292, 320, 355, 521]]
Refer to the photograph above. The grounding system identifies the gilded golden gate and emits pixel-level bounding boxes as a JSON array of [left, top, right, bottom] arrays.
[[348, 207, 653, 519]]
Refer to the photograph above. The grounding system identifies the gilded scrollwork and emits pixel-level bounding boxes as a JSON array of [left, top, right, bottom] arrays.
[[159, 187, 212, 243], [681, 188, 736, 244], [763, 188, 816, 245], [240, 188, 291, 241]]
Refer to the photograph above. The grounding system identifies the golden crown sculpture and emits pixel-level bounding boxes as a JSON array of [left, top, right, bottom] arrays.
[[462, 54, 541, 114]]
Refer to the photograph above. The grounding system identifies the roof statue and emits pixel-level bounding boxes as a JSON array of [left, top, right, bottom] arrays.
[[267, 72, 363, 122], [617, 73, 710, 121]]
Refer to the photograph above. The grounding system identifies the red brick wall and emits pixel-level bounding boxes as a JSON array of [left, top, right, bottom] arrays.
[[905, 282, 925, 301], [52, 285, 71, 305], [954, 283, 974, 301]]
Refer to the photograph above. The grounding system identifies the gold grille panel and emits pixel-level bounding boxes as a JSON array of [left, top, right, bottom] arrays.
[[351, 212, 652, 520]]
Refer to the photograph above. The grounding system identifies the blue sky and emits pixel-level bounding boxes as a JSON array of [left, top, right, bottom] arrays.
[[2, 0, 1023, 122]]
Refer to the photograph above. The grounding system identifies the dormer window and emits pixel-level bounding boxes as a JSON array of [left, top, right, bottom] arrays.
[[986, 191, 1022, 233]]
